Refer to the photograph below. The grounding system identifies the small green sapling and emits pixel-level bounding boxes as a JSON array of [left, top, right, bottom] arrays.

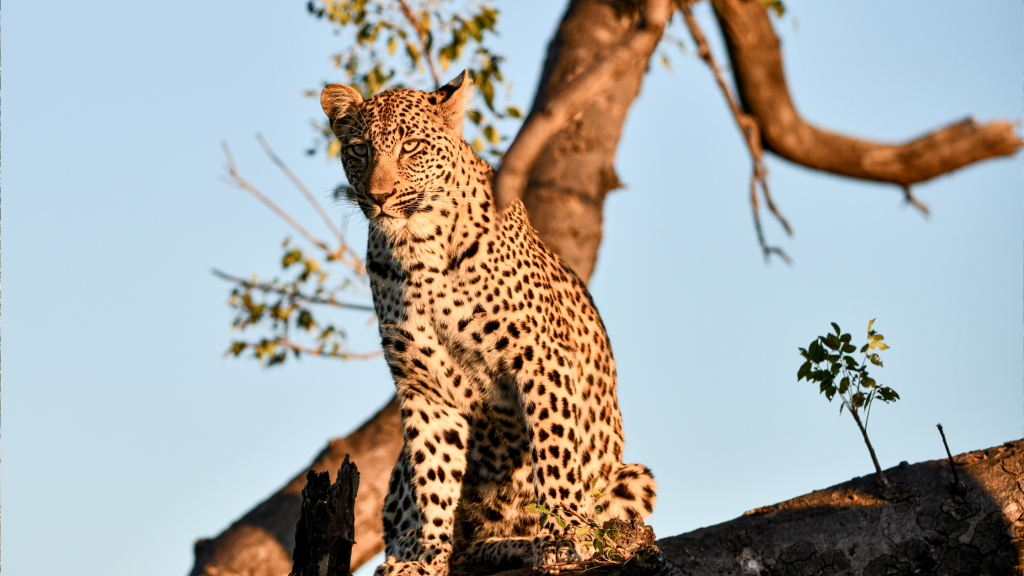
[[798, 319, 900, 487]]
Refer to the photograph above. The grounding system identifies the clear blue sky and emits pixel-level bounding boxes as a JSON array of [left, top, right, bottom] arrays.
[[4, 1, 1021, 574]]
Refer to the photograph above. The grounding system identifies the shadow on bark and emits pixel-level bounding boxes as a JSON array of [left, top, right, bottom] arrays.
[[658, 440, 1023, 576]]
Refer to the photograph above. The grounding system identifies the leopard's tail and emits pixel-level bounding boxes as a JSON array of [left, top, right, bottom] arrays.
[[596, 462, 657, 521]]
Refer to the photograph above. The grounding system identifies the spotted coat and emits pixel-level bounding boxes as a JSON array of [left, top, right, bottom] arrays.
[[320, 72, 656, 576]]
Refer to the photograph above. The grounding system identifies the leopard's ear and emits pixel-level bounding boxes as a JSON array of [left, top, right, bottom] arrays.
[[321, 84, 364, 138], [432, 70, 473, 134]]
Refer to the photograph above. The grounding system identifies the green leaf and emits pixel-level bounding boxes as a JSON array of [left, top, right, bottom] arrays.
[[756, 0, 786, 17], [839, 377, 850, 394], [842, 343, 857, 354], [556, 516, 567, 529], [505, 105, 523, 118], [483, 125, 499, 143], [831, 322, 841, 336], [877, 387, 901, 402], [594, 504, 604, 515], [797, 361, 811, 381]]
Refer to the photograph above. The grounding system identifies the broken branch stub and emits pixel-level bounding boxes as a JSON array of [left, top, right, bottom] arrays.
[[290, 456, 360, 576]]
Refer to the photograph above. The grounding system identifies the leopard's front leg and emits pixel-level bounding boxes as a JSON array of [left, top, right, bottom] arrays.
[[519, 369, 590, 569], [377, 325, 472, 576]]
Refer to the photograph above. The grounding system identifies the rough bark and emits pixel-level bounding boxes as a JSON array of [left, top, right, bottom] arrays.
[[658, 440, 1023, 576], [515, 0, 669, 283], [713, 0, 1022, 188], [290, 457, 359, 576], [493, 0, 672, 250], [441, 440, 1024, 576], [190, 398, 402, 576]]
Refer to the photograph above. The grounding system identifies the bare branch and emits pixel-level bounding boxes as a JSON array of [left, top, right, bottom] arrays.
[[279, 337, 382, 361], [222, 142, 367, 275], [681, 1, 790, 262], [901, 185, 931, 216], [256, 133, 345, 245], [397, 0, 441, 89], [212, 268, 376, 312], [713, 0, 1022, 187], [222, 143, 333, 253], [492, 0, 673, 211]]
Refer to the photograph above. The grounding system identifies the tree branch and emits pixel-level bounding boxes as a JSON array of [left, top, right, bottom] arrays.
[[713, 0, 1022, 189], [493, 0, 674, 212], [255, 133, 346, 249], [279, 337, 383, 361], [190, 398, 404, 576], [221, 143, 333, 253], [396, 0, 441, 89], [212, 268, 376, 312], [222, 142, 367, 274], [680, 1, 791, 263]]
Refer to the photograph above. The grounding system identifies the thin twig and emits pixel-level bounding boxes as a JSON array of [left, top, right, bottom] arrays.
[[936, 424, 963, 488], [680, 0, 791, 263], [902, 185, 931, 216], [397, 0, 441, 88], [256, 133, 345, 244], [212, 268, 376, 312], [280, 337, 383, 361], [221, 142, 366, 275], [222, 143, 332, 252]]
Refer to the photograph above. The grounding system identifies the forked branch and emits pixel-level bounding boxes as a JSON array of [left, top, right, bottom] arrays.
[[211, 269, 375, 312], [680, 1, 791, 263], [221, 140, 365, 274], [713, 0, 1022, 187]]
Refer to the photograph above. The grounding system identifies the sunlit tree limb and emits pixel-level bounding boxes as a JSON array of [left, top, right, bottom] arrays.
[[713, 0, 1022, 187], [492, 0, 673, 213]]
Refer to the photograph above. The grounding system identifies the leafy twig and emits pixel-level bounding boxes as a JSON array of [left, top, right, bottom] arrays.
[[213, 268, 375, 312]]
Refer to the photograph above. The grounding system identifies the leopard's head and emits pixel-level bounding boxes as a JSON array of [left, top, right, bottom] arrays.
[[321, 71, 474, 235]]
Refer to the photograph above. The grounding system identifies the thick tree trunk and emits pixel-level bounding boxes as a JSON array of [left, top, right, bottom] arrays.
[[463, 440, 1024, 576], [517, 0, 666, 283]]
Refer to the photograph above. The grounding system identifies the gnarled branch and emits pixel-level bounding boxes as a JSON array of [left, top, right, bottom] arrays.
[[713, 0, 1021, 188]]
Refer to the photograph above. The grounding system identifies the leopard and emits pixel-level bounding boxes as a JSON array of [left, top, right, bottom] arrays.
[[320, 70, 656, 576]]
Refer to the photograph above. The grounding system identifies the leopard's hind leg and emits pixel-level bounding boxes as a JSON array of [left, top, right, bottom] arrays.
[[595, 463, 657, 521]]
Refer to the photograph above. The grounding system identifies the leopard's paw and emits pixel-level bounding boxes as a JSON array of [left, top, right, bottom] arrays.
[[534, 539, 585, 573], [374, 556, 442, 576]]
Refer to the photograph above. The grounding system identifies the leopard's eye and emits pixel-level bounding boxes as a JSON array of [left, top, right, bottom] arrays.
[[401, 140, 423, 155], [349, 143, 369, 157]]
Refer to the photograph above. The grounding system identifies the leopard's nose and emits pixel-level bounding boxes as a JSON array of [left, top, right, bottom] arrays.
[[371, 190, 392, 206]]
